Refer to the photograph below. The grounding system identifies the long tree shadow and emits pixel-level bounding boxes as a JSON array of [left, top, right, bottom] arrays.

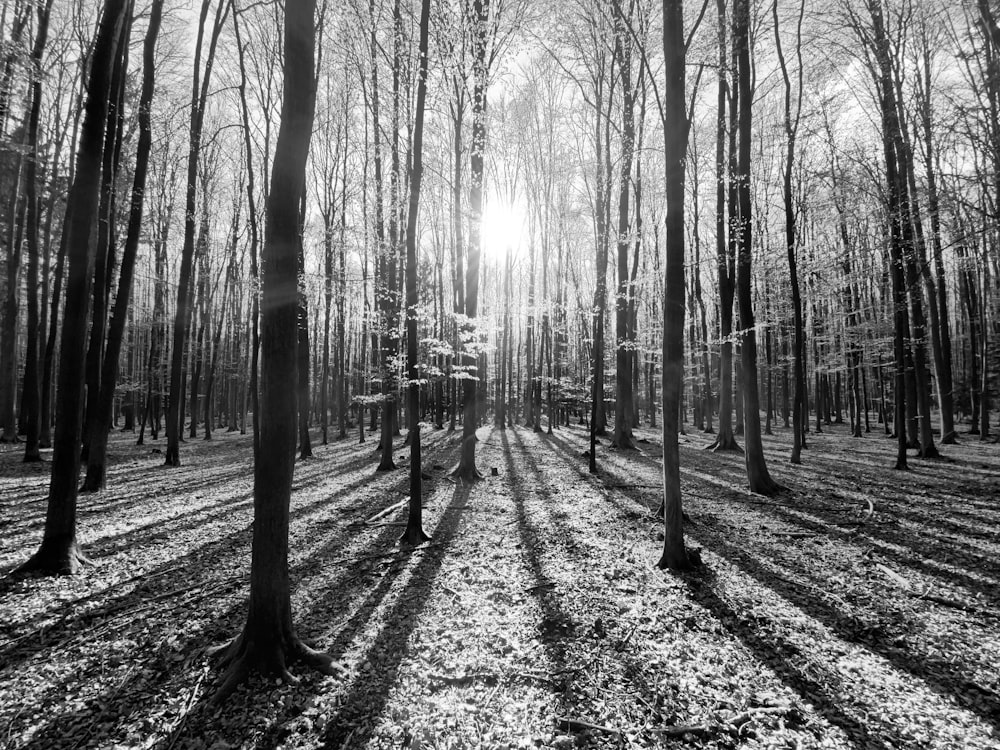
[[546, 426, 1000, 734], [503, 428, 578, 684], [0, 437, 461, 691], [313, 482, 472, 748], [583, 431, 1000, 599], [692, 526, 1000, 731], [679, 568, 931, 750], [12, 475, 431, 750]]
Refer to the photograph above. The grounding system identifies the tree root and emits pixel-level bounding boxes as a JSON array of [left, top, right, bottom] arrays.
[[211, 630, 346, 705], [704, 435, 743, 453], [449, 464, 484, 482], [399, 525, 431, 546], [13, 541, 91, 577]]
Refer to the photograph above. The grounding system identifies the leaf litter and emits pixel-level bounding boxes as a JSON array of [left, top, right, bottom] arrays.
[[0, 422, 998, 749]]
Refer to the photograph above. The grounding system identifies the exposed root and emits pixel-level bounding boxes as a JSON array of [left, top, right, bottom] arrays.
[[656, 548, 697, 571], [705, 435, 743, 453], [211, 630, 345, 705], [13, 541, 91, 577], [919, 443, 941, 459], [610, 433, 637, 450], [449, 463, 484, 483], [748, 477, 786, 497], [399, 526, 431, 546]]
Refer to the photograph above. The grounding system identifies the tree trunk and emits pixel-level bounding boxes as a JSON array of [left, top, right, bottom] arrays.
[[16, 0, 130, 575], [164, 0, 228, 467], [82, 0, 162, 490], [707, 0, 740, 453], [452, 0, 491, 482], [401, 0, 431, 546], [658, 0, 692, 571], [611, 0, 636, 450], [215, 0, 338, 699], [733, 0, 779, 495], [20, 0, 55, 462], [863, 0, 909, 469]]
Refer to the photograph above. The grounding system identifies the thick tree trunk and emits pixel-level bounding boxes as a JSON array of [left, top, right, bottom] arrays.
[[658, 0, 692, 571], [864, 0, 909, 469], [215, 0, 338, 699]]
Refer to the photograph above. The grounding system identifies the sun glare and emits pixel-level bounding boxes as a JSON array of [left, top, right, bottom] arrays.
[[481, 200, 526, 262]]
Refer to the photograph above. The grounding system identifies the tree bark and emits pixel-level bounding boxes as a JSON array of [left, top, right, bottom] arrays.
[[452, 0, 491, 482], [658, 0, 692, 571], [82, 0, 163, 490], [16, 0, 131, 575], [215, 0, 338, 699], [401, 0, 431, 546], [733, 0, 780, 495], [706, 0, 740, 453], [20, 0, 55, 462], [164, 0, 229, 467]]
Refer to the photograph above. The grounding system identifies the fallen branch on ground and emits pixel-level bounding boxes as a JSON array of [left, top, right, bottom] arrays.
[[555, 717, 620, 735], [365, 499, 407, 524]]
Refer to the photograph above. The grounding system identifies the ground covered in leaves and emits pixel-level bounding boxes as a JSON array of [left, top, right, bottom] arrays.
[[1, 418, 999, 750]]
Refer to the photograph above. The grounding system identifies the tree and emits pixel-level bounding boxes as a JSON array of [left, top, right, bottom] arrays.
[[611, 0, 638, 451], [401, 0, 432, 546], [452, 0, 496, 482], [658, 0, 693, 570], [164, 0, 230, 467], [16, 0, 131, 575], [773, 0, 806, 463], [705, 0, 741, 453], [215, 0, 339, 698], [860, 0, 910, 470], [732, 0, 780, 494], [20, 0, 55, 462], [82, 0, 163, 490]]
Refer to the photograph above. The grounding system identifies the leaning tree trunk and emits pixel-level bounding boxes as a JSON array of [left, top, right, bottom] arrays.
[[16, 0, 130, 575]]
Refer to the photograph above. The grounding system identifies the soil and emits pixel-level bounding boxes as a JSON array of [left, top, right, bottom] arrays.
[[1, 420, 998, 749]]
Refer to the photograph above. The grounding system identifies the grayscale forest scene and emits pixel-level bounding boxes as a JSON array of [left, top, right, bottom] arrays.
[[1, 0, 999, 747]]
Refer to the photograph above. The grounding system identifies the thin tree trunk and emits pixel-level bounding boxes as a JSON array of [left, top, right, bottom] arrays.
[[401, 0, 431, 545], [165, 0, 229, 467], [20, 0, 55, 462], [82, 0, 162, 489]]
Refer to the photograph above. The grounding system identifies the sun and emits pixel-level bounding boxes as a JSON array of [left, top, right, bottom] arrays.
[[480, 199, 526, 262]]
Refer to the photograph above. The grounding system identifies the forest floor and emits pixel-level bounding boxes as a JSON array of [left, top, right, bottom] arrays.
[[1, 418, 999, 750]]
